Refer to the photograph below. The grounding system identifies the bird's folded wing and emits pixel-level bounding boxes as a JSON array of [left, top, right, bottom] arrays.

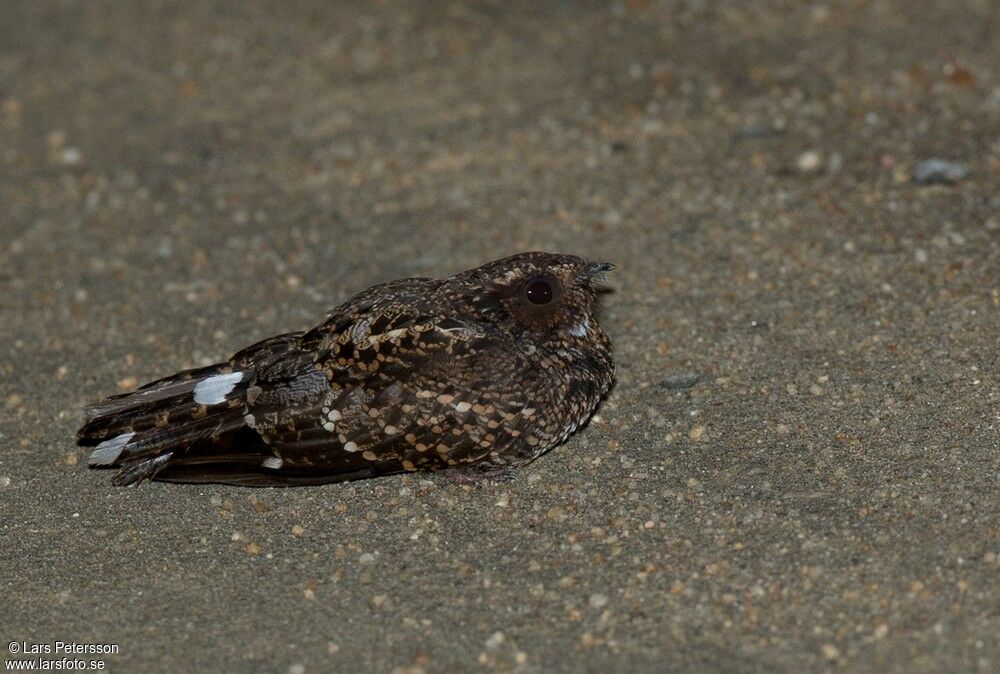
[[247, 313, 536, 477]]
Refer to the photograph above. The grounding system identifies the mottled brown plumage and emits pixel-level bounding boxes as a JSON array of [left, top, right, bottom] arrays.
[[78, 252, 615, 486]]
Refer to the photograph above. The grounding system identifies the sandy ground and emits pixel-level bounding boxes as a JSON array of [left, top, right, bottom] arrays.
[[1, 2, 997, 672]]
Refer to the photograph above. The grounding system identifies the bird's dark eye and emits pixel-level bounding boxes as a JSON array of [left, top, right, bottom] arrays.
[[525, 278, 553, 305]]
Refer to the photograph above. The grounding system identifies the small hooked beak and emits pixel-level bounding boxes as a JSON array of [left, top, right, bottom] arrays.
[[581, 261, 616, 280]]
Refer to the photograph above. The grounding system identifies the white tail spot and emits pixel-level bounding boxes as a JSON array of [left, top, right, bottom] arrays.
[[193, 371, 243, 405], [262, 456, 283, 470], [88, 432, 135, 466]]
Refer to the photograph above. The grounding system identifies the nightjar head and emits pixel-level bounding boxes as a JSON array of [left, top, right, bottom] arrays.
[[457, 252, 614, 344]]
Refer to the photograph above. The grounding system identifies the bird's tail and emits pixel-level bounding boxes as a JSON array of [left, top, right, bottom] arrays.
[[78, 364, 253, 485]]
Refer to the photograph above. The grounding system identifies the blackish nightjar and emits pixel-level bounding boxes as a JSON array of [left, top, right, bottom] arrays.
[[78, 252, 615, 486]]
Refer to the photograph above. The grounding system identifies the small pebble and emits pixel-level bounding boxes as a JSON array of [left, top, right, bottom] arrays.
[[484, 631, 505, 650], [61, 147, 82, 165], [796, 150, 823, 173], [658, 373, 700, 391], [359, 552, 376, 563], [912, 158, 968, 184], [117, 376, 139, 391], [589, 593, 609, 609]]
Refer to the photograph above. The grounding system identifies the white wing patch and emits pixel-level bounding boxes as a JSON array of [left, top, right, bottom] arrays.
[[193, 372, 244, 405], [88, 431, 135, 466]]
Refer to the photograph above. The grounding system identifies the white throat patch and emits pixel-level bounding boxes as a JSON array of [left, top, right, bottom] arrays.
[[568, 318, 590, 338]]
